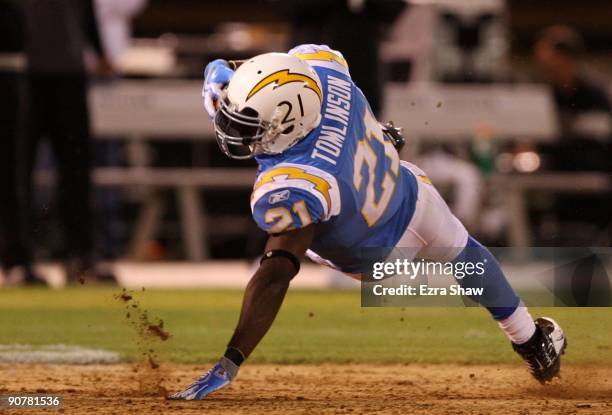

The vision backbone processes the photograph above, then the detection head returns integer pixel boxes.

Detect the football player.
[171,45,566,400]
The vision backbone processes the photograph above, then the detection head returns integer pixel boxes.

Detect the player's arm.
[227,225,314,358]
[169,226,313,400]
[170,179,327,400]
[171,165,338,400]
[288,44,350,74]
[224,176,335,359]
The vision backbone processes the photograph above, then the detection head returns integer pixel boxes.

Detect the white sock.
[497,307,536,344]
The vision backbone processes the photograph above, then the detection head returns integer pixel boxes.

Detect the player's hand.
[203,59,234,119]
[169,359,237,400]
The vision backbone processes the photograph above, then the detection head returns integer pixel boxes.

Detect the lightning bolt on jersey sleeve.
[289,44,350,76]
[250,163,341,234]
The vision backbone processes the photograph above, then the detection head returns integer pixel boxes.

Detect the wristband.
[224,347,246,367]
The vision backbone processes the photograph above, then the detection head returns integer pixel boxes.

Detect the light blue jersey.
[251,46,418,272]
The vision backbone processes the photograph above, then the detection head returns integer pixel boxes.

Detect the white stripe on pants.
[394,161,469,262]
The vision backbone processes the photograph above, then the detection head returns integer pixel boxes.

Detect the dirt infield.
[0,363,611,414]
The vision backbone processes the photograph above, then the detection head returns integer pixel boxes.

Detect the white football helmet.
[214,53,323,159]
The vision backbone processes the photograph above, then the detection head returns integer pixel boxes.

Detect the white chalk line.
[0,344,121,364]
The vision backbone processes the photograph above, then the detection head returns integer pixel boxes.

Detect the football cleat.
[169,361,232,400]
[513,317,567,384]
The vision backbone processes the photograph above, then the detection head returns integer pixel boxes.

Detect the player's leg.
[47,75,96,280]
[0,72,27,271]
[449,236,566,383]
[399,162,566,382]
[2,73,46,284]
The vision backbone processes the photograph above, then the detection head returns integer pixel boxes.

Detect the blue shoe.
[169,360,234,400]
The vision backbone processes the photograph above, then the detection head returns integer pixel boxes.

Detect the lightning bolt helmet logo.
[246,69,323,102]
[215,53,324,159]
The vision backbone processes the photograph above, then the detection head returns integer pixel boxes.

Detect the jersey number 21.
[353,109,400,227]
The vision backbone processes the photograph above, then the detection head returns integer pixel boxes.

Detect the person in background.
[534,25,611,169]
[533,25,612,244]
[0,1,44,284]
[94,0,148,66]
[91,0,148,261]
[282,0,406,117]
[19,0,116,283]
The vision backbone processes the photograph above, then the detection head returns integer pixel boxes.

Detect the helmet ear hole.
[282,125,294,135]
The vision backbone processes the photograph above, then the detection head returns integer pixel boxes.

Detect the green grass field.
[0,287,610,365]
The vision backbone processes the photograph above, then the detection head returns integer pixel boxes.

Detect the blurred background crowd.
[0,0,610,286]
